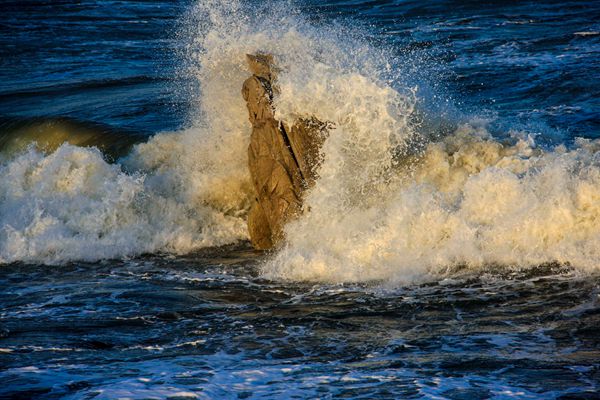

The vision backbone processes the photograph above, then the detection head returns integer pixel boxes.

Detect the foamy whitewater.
[1,1,599,284]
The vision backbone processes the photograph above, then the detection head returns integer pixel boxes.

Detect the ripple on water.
[0,248,599,398]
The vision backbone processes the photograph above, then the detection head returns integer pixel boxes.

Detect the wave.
[0,76,164,100]
[0,117,144,160]
[265,125,600,283]
[1,0,599,284]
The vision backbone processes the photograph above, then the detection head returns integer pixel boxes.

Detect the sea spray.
[0,143,248,264]
[265,125,600,283]
[1,0,600,286]
[0,0,406,265]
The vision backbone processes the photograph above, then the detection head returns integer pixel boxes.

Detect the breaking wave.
[1,0,599,284]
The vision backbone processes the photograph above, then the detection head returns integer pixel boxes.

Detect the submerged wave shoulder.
[0,116,145,161]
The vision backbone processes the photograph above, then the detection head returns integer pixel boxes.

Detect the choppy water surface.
[1,0,600,398]
[1,246,599,398]
[0,0,189,134]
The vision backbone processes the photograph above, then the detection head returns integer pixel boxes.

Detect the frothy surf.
[1,1,599,284]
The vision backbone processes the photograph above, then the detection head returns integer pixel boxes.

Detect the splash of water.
[266,124,600,283]
[1,1,599,285]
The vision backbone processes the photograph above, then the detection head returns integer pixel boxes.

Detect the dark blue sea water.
[1,1,599,138]
[1,1,600,399]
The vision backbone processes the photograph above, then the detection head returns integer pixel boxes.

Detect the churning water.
[1,0,599,398]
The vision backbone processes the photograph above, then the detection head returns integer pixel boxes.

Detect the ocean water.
[1,0,600,398]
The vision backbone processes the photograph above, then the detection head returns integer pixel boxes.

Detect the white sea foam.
[574,31,599,37]
[266,124,600,283]
[1,1,599,284]
[0,143,248,264]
